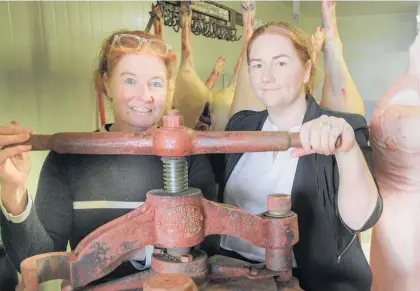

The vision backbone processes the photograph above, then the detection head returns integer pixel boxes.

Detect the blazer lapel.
[290,95,321,199]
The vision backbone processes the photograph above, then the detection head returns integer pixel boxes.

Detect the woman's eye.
[276,61,287,67]
[150,81,163,88]
[124,78,136,85]
[252,63,262,69]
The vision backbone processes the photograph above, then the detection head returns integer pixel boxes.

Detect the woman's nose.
[135,84,154,103]
[262,66,275,84]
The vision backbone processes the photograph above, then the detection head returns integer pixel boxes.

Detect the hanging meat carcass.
[369,31,420,291]
[172,1,225,129]
[229,0,266,117]
[151,3,177,114]
[310,27,325,105]
[319,0,365,116]
[209,48,245,131]
[152,3,163,38]
[311,27,325,69]
[195,57,226,131]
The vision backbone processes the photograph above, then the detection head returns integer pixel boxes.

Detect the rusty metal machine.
[15,110,304,291]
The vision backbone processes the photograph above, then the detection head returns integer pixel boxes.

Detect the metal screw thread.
[162,157,188,193]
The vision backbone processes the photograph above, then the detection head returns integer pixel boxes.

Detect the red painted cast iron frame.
[14,111,303,291]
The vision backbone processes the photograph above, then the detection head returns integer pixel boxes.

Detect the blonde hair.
[247,21,316,96]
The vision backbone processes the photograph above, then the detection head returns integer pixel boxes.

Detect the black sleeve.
[333,114,383,234]
[188,155,217,202]
[1,151,73,271]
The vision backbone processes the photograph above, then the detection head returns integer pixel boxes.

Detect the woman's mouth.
[130,106,152,114]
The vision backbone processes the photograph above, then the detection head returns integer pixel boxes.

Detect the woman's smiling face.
[104,53,168,131]
[248,31,311,109]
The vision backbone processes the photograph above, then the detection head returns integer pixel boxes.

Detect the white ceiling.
[280,1,418,18]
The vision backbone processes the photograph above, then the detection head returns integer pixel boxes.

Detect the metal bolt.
[267,194,291,217]
[180,254,193,263]
[163,110,184,128]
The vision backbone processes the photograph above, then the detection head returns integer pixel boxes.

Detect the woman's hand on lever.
[0,121,32,215]
[291,115,356,157]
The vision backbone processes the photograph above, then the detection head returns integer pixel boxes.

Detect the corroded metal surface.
[18,190,299,291]
[16,111,301,291]
[20,130,301,156]
[151,248,208,286]
[13,111,302,156]
[78,270,155,291]
[143,273,198,291]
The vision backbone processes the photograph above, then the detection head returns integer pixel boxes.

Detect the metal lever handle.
[12,131,300,155]
[7,111,342,156]
[11,131,342,156]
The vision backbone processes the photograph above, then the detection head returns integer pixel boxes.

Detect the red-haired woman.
[211,21,383,291]
[0,30,217,281]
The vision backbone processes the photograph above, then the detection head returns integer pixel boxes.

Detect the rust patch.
[165,206,203,238]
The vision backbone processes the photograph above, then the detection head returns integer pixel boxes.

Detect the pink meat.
[229,0,265,116]
[151,4,176,115]
[319,0,365,116]
[210,46,245,131]
[369,32,420,291]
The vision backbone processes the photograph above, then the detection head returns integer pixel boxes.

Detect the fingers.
[0,133,31,148]
[0,145,32,163]
[299,120,313,153]
[0,122,32,152]
[291,120,315,158]
[340,121,356,152]
[329,118,344,152]
[0,122,32,135]
[293,115,353,157]
[309,116,330,152]
[320,122,332,154]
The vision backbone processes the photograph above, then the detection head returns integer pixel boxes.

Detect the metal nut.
[180,254,193,263]
[163,109,184,128]
[267,194,291,216]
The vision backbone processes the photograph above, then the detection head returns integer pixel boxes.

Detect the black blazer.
[210,95,383,291]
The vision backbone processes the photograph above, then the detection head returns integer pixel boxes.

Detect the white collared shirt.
[221,118,300,267]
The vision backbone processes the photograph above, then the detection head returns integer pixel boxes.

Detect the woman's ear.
[303,60,312,85]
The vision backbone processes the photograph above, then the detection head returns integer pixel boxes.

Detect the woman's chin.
[128,119,158,131]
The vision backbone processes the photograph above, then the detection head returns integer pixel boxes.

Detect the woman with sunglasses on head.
[211,21,383,291]
[0,30,217,282]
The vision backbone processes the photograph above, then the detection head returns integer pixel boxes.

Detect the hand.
[0,121,32,188]
[291,115,355,157]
